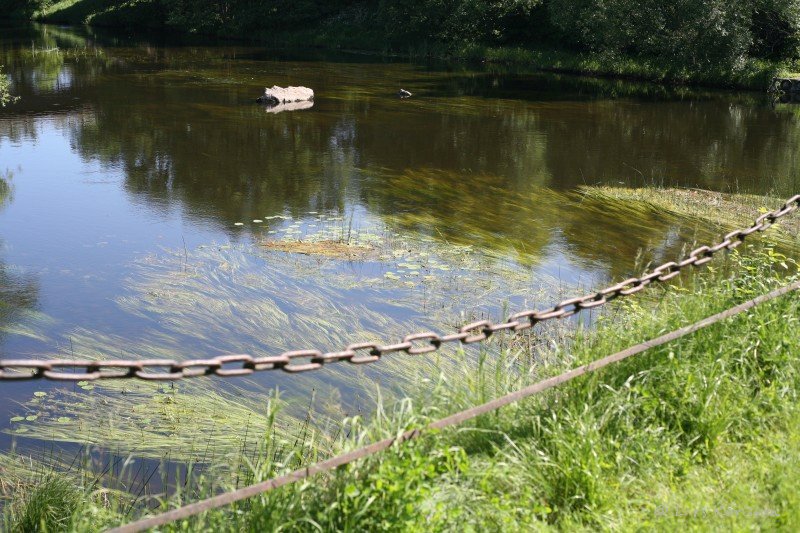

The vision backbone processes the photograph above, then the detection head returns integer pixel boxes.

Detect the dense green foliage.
[549,0,800,68]
[4,239,799,530]
[4,0,799,76]
[0,65,14,106]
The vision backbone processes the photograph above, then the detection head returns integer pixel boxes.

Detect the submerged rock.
[257,86,315,105]
[397,89,412,99]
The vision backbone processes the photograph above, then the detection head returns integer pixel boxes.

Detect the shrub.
[751,0,800,59]
[547,0,756,69]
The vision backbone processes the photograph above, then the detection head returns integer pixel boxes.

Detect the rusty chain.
[107,279,800,533]
[2,194,799,383]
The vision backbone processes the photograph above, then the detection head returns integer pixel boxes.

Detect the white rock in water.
[257,86,315,105]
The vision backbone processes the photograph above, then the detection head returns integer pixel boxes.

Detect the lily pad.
[57,417,71,423]
[34,391,47,397]
[25,415,38,421]
[10,416,24,422]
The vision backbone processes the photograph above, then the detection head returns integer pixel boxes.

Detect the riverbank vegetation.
[578,187,800,247]
[0,65,15,106]
[3,1,800,89]
[2,189,799,530]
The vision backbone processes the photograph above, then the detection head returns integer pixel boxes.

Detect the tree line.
[3,1,800,70]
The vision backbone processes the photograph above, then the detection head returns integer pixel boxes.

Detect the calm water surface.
[1,24,799,457]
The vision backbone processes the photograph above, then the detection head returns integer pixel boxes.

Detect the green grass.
[4,238,798,531]
[5,475,82,532]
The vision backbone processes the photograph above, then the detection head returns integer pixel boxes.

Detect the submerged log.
[256,86,315,105]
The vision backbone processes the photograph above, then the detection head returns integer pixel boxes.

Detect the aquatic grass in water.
[6,380,333,464]
[9,186,783,507]
[7,215,564,469]
[10,244,796,532]
[577,186,800,247]
[7,187,762,463]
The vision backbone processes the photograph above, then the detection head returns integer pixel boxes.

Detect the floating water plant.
[577,186,800,250]
[263,240,375,259]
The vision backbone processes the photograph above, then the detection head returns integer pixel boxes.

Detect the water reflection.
[6,56,796,251]
[1,23,799,464]
[1,24,798,356]
[0,174,39,346]
[1,22,798,362]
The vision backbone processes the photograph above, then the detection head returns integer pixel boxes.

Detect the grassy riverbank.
[4,1,795,90]
[4,191,799,530]
[445,47,789,90]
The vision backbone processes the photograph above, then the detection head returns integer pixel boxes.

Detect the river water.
[1,24,799,463]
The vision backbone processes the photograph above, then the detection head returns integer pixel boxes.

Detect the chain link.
[2,194,798,382]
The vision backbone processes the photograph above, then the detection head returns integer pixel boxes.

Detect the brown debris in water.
[262,239,375,259]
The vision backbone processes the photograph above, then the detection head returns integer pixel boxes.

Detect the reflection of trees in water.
[62,64,800,269]
[0,175,10,206]
[537,100,800,192]
[4,23,800,272]
[0,175,39,345]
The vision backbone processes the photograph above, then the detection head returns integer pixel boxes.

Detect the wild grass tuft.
[4,474,82,532]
